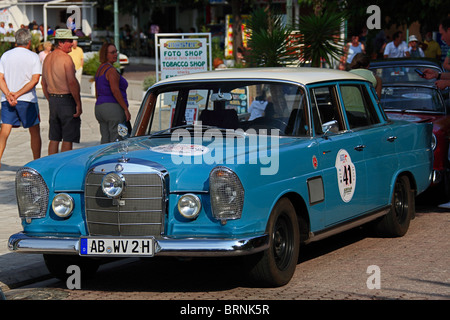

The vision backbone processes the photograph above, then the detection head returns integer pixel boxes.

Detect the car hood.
[26,134,294,192]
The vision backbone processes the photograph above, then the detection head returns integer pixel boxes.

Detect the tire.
[439,169,450,203]
[44,254,100,281]
[374,175,414,237]
[245,198,300,287]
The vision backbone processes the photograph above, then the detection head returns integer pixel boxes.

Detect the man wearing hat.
[407,35,425,58]
[41,28,82,155]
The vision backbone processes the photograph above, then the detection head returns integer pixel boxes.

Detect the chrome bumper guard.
[8,232,269,257]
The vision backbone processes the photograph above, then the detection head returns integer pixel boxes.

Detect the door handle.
[387,136,397,142]
[354,145,366,151]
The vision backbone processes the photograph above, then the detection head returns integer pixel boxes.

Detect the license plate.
[80,237,154,256]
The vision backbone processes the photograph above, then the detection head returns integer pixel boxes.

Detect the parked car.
[369,58,449,101]
[370,59,450,200]
[369,58,443,85]
[84,51,129,74]
[380,84,450,200]
[9,68,433,287]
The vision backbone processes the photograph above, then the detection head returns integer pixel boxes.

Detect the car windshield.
[380,86,444,113]
[133,81,310,137]
[371,66,440,84]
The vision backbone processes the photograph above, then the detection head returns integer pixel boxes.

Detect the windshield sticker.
[401,93,432,99]
[335,149,356,203]
[151,144,209,156]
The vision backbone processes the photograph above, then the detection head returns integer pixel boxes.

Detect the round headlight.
[16,167,49,219]
[102,172,125,198]
[178,194,201,219]
[52,193,74,218]
[209,166,244,221]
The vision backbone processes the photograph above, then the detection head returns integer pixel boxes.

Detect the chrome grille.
[85,169,165,236]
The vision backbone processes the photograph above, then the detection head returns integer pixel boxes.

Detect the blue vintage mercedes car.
[9,68,433,287]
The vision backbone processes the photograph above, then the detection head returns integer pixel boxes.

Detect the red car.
[379,83,450,201]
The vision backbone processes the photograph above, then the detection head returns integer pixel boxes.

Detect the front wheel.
[374,175,414,237]
[245,198,300,287]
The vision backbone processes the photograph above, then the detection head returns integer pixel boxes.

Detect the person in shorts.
[0,28,41,169]
[41,28,82,155]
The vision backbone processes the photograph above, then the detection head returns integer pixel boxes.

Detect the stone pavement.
[0,79,144,291]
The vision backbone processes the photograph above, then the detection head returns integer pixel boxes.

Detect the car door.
[338,83,398,209]
[309,84,368,227]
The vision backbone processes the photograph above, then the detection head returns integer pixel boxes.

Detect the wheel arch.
[393,171,417,196]
[279,192,311,244]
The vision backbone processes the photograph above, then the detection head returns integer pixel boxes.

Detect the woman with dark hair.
[349,53,382,98]
[94,42,130,143]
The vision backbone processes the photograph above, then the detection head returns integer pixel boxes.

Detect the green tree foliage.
[246,7,298,67]
[296,10,346,67]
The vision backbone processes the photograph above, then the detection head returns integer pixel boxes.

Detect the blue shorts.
[1,101,40,128]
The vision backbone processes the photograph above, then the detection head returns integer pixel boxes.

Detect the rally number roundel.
[335,149,356,203]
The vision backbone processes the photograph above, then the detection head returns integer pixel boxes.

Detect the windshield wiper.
[149,124,231,137]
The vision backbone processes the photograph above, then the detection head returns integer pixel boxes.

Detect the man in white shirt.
[384,31,409,58]
[0,28,42,169]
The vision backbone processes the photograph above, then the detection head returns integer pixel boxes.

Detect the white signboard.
[160,38,207,79]
[155,33,212,82]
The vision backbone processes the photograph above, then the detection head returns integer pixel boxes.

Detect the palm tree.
[245,7,298,67]
[296,11,346,67]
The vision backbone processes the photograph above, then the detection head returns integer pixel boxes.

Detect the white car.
[84,51,129,73]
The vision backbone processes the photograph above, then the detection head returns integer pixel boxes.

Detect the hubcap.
[394,180,408,223]
[272,214,293,270]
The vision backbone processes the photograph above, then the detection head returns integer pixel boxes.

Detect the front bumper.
[431,169,446,185]
[8,232,269,257]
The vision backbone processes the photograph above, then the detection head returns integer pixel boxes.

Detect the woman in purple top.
[94,42,130,143]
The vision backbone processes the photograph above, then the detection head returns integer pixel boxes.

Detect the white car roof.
[156,67,367,86]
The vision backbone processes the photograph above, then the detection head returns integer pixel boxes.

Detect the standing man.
[0,28,41,169]
[383,31,409,58]
[423,31,442,60]
[340,34,366,70]
[440,17,450,72]
[407,35,425,58]
[424,17,450,87]
[41,28,82,155]
[69,40,84,84]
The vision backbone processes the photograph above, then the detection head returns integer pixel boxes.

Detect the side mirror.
[322,120,339,136]
[118,123,129,139]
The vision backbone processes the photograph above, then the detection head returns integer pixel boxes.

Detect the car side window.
[310,86,345,135]
[340,84,381,129]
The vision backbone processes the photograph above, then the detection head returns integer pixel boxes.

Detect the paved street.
[3,207,449,301]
